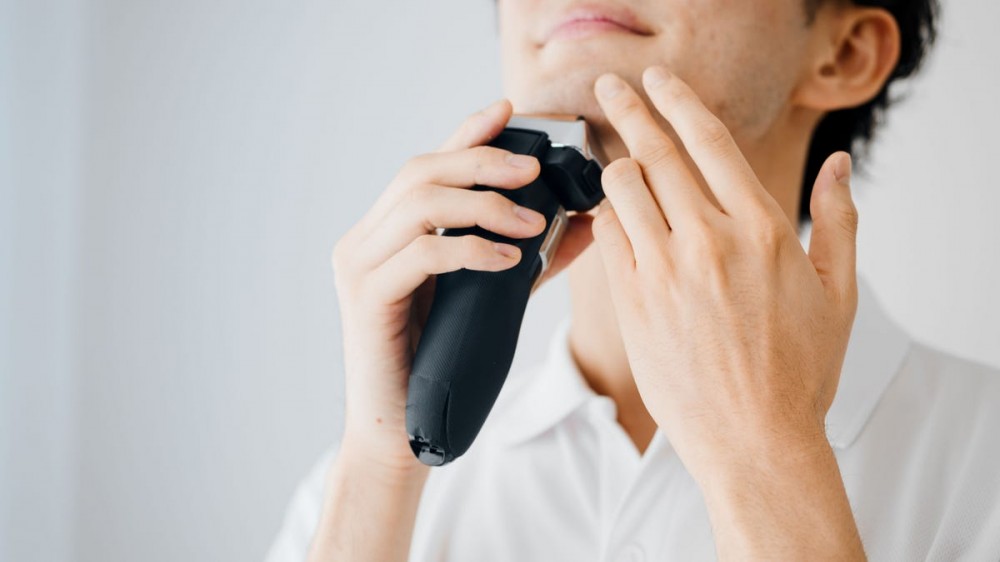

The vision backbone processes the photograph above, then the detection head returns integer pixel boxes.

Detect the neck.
[566,110,811,455]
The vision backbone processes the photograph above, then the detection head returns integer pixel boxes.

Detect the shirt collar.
[499,315,595,446]
[825,276,912,448]
[499,275,911,450]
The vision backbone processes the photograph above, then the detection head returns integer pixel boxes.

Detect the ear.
[791,5,902,111]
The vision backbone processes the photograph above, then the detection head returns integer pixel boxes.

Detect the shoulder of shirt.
[862,336,1000,465]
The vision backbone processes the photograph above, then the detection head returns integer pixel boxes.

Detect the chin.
[505,64,628,122]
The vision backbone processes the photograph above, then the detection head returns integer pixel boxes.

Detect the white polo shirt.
[266,277,1000,561]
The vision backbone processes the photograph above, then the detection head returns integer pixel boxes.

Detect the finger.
[641,65,775,217]
[807,152,859,303]
[591,198,636,279]
[599,157,670,260]
[369,234,522,304]
[397,146,540,192]
[358,185,548,271]
[436,98,512,153]
[593,73,717,226]
[360,145,540,243]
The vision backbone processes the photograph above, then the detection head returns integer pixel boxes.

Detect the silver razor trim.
[506,115,606,168]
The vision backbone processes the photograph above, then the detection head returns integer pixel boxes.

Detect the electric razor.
[405,114,606,466]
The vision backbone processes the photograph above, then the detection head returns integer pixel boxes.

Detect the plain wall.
[2,1,84,561]
[2,1,997,561]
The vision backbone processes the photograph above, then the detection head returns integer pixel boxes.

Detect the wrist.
[310,430,430,562]
[691,430,862,561]
[695,428,834,494]
[339,430,431,484]
[689,412,831,490]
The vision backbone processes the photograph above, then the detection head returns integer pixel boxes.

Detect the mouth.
[541,3,655,45]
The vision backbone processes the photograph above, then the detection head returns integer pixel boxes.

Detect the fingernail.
[596,74,624,99]
[493,242,520,259]
[506,153,536,169]
[644,66,670,88]
[834,152,852,184]
[513,204,545,225]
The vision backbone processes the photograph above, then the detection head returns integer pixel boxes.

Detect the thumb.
[435,98,512,153]
[808,151,859,301]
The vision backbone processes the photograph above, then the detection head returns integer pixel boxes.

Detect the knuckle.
[838,202,860,238]
[403,185,437,225]
[695,119,730,149]
[752,217,786,249]
[412,234,441,270]
[489,188,515,207]
[399,153,431,181]
[592,206,619,233]
[331,230,359,271]
[684,213,715,238]
[601,158,638,188]
[470,145,495,183]
[685,228,726,261]
[477,191,512,232]
[405,183,435,207]
[461,234,493,262]
[686,237,728,285]
[616,94,645,116]
[484,189,515,215]
[471,144,496,160]
[687,230,716,255]
[411,232,436,254]
[638,141,678,169]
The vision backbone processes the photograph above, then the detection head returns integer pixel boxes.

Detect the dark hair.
[799,0,940,224]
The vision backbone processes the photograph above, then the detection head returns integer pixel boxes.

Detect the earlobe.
[791,7,901,113]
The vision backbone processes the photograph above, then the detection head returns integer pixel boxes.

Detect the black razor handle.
[405,125,602,466]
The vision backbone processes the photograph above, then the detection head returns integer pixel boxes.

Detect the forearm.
[697,433,865,561]
[307,437,430,562]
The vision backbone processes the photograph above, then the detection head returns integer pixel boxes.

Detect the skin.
[309,0,901,560]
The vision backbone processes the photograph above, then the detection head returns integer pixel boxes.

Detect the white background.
[2,1,998,561]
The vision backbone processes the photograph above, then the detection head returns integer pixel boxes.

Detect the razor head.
[506,114,606,212]
[506,114,607,167]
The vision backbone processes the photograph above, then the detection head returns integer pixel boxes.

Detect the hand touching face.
[590,65,859,479]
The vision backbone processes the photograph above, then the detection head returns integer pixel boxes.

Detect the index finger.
[641,66,776,217]
[594,73,717,227]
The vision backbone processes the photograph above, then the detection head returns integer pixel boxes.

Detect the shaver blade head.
[506,114,608,168]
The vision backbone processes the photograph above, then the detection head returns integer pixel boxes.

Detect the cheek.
[673,4,809,138]
[497,0,547,99]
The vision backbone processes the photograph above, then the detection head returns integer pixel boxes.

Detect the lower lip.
[547,19,641,42]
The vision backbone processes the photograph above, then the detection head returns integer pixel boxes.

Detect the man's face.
[498,0,816,147]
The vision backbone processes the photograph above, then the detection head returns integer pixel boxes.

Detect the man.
[269,0,1000,560]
